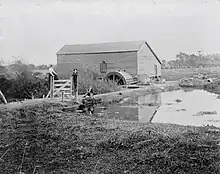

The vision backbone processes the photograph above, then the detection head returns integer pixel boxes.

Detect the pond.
[94,89,220,127]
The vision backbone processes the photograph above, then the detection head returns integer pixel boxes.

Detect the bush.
[0,62,117,102]
[59,68,118,95]
[0,61,49,101]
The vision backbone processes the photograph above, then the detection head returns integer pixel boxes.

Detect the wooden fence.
[46,76,78,100]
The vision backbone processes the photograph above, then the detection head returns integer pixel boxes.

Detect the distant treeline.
[162,52,220,69]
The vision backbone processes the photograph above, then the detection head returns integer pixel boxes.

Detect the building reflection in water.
[137,92,162,122]
[94,92,162,122]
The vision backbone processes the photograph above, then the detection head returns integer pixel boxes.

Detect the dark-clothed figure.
[85,86,94,98]
[80,86,95,114]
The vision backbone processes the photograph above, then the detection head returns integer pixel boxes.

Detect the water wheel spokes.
[106,71,128,86]
[115,76,124,86]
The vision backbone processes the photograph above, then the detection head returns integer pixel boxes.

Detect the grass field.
[0,103,219,174]
[162,67,220,81]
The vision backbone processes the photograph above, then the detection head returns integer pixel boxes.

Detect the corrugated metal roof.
[57,41,145,55]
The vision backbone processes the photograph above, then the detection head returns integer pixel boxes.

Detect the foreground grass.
[0,103,220,174]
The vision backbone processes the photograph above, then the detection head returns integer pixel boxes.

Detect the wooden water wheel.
[106,71,135,86]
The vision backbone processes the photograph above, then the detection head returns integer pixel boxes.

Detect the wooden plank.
[54,82,71,85]
[54,79,71,83]
[54,84,71,87]
[0,90,7,104]
[54,81,71,91]
[51,78,73,98]
[46,90,51,99]
[53,91,71,96]
[54,88,71,91]
[53,89,71,94]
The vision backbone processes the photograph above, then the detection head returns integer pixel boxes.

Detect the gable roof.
[57,41,144,55]
[57,41,161,64]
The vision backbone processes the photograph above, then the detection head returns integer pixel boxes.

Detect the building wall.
[57,51,138,77]
[137,43,161,76]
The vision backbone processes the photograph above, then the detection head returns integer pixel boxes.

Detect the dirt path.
[0,82,179,110]
[0,98,61,110]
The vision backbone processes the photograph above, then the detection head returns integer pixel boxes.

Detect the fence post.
[50,76,54,99]
[71,76,73,97]
[61,91,64,102]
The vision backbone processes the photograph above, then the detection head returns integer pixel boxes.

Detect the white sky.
[0,0,220,65]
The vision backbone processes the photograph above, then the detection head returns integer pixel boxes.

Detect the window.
[100,61,107,73]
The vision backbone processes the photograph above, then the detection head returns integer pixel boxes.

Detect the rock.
[165,103,173,105]
[119,98,130,104]
[175,99,182,103]
[194,111,217,116]
[206,78,213,83]
[176,109,186,112]
[146,102,159,107]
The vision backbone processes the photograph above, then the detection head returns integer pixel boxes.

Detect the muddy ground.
[0,83,180,110]
[0,101,220,174]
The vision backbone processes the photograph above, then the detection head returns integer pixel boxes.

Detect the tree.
[168,52,220,68]
[36,64,48,69]
[28,64,36,70]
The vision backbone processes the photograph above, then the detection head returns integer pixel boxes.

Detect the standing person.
[48,65,59,85]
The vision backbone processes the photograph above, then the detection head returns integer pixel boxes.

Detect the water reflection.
[94,93,161,122]
[136,93,161,122]
[94,90,220,127]
[154,90,220,127]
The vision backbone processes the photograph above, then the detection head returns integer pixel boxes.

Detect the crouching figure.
[78,86,96,114]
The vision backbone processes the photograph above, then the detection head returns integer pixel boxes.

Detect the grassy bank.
[162,67,220,81]
[0,103,219,174]
[179,77,220,95]
[203,80,220,95]
[162,68,220,95]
